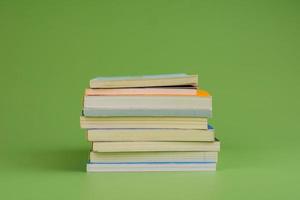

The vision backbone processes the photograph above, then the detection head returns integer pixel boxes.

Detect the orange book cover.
[197,90,211,97]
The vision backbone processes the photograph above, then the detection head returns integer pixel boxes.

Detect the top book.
[89,74,198,88]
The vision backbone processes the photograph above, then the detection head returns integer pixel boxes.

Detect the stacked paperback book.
[80,74,220,172]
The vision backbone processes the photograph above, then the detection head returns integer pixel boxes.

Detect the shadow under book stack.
[80,74,220,172]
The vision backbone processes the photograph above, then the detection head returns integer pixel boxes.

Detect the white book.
[86,163,216,172]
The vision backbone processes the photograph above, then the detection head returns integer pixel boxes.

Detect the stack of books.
[80,74,220,172]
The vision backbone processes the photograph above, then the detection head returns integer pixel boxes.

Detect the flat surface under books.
[1,1,300,200]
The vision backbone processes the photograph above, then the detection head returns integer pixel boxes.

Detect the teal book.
[83,94,212,117]
[83,108,212,117]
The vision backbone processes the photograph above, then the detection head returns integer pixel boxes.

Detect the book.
[89,74,198,88]
[87,162,216,172]
[87,125,214,142]
[83,91,212,117]
[89,151,218,163]
[83,108,211,117]
[92,140,220,152]
[85,87,198,96]
[80,116,208,129]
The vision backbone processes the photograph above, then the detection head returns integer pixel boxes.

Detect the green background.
[1,0,300,199]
